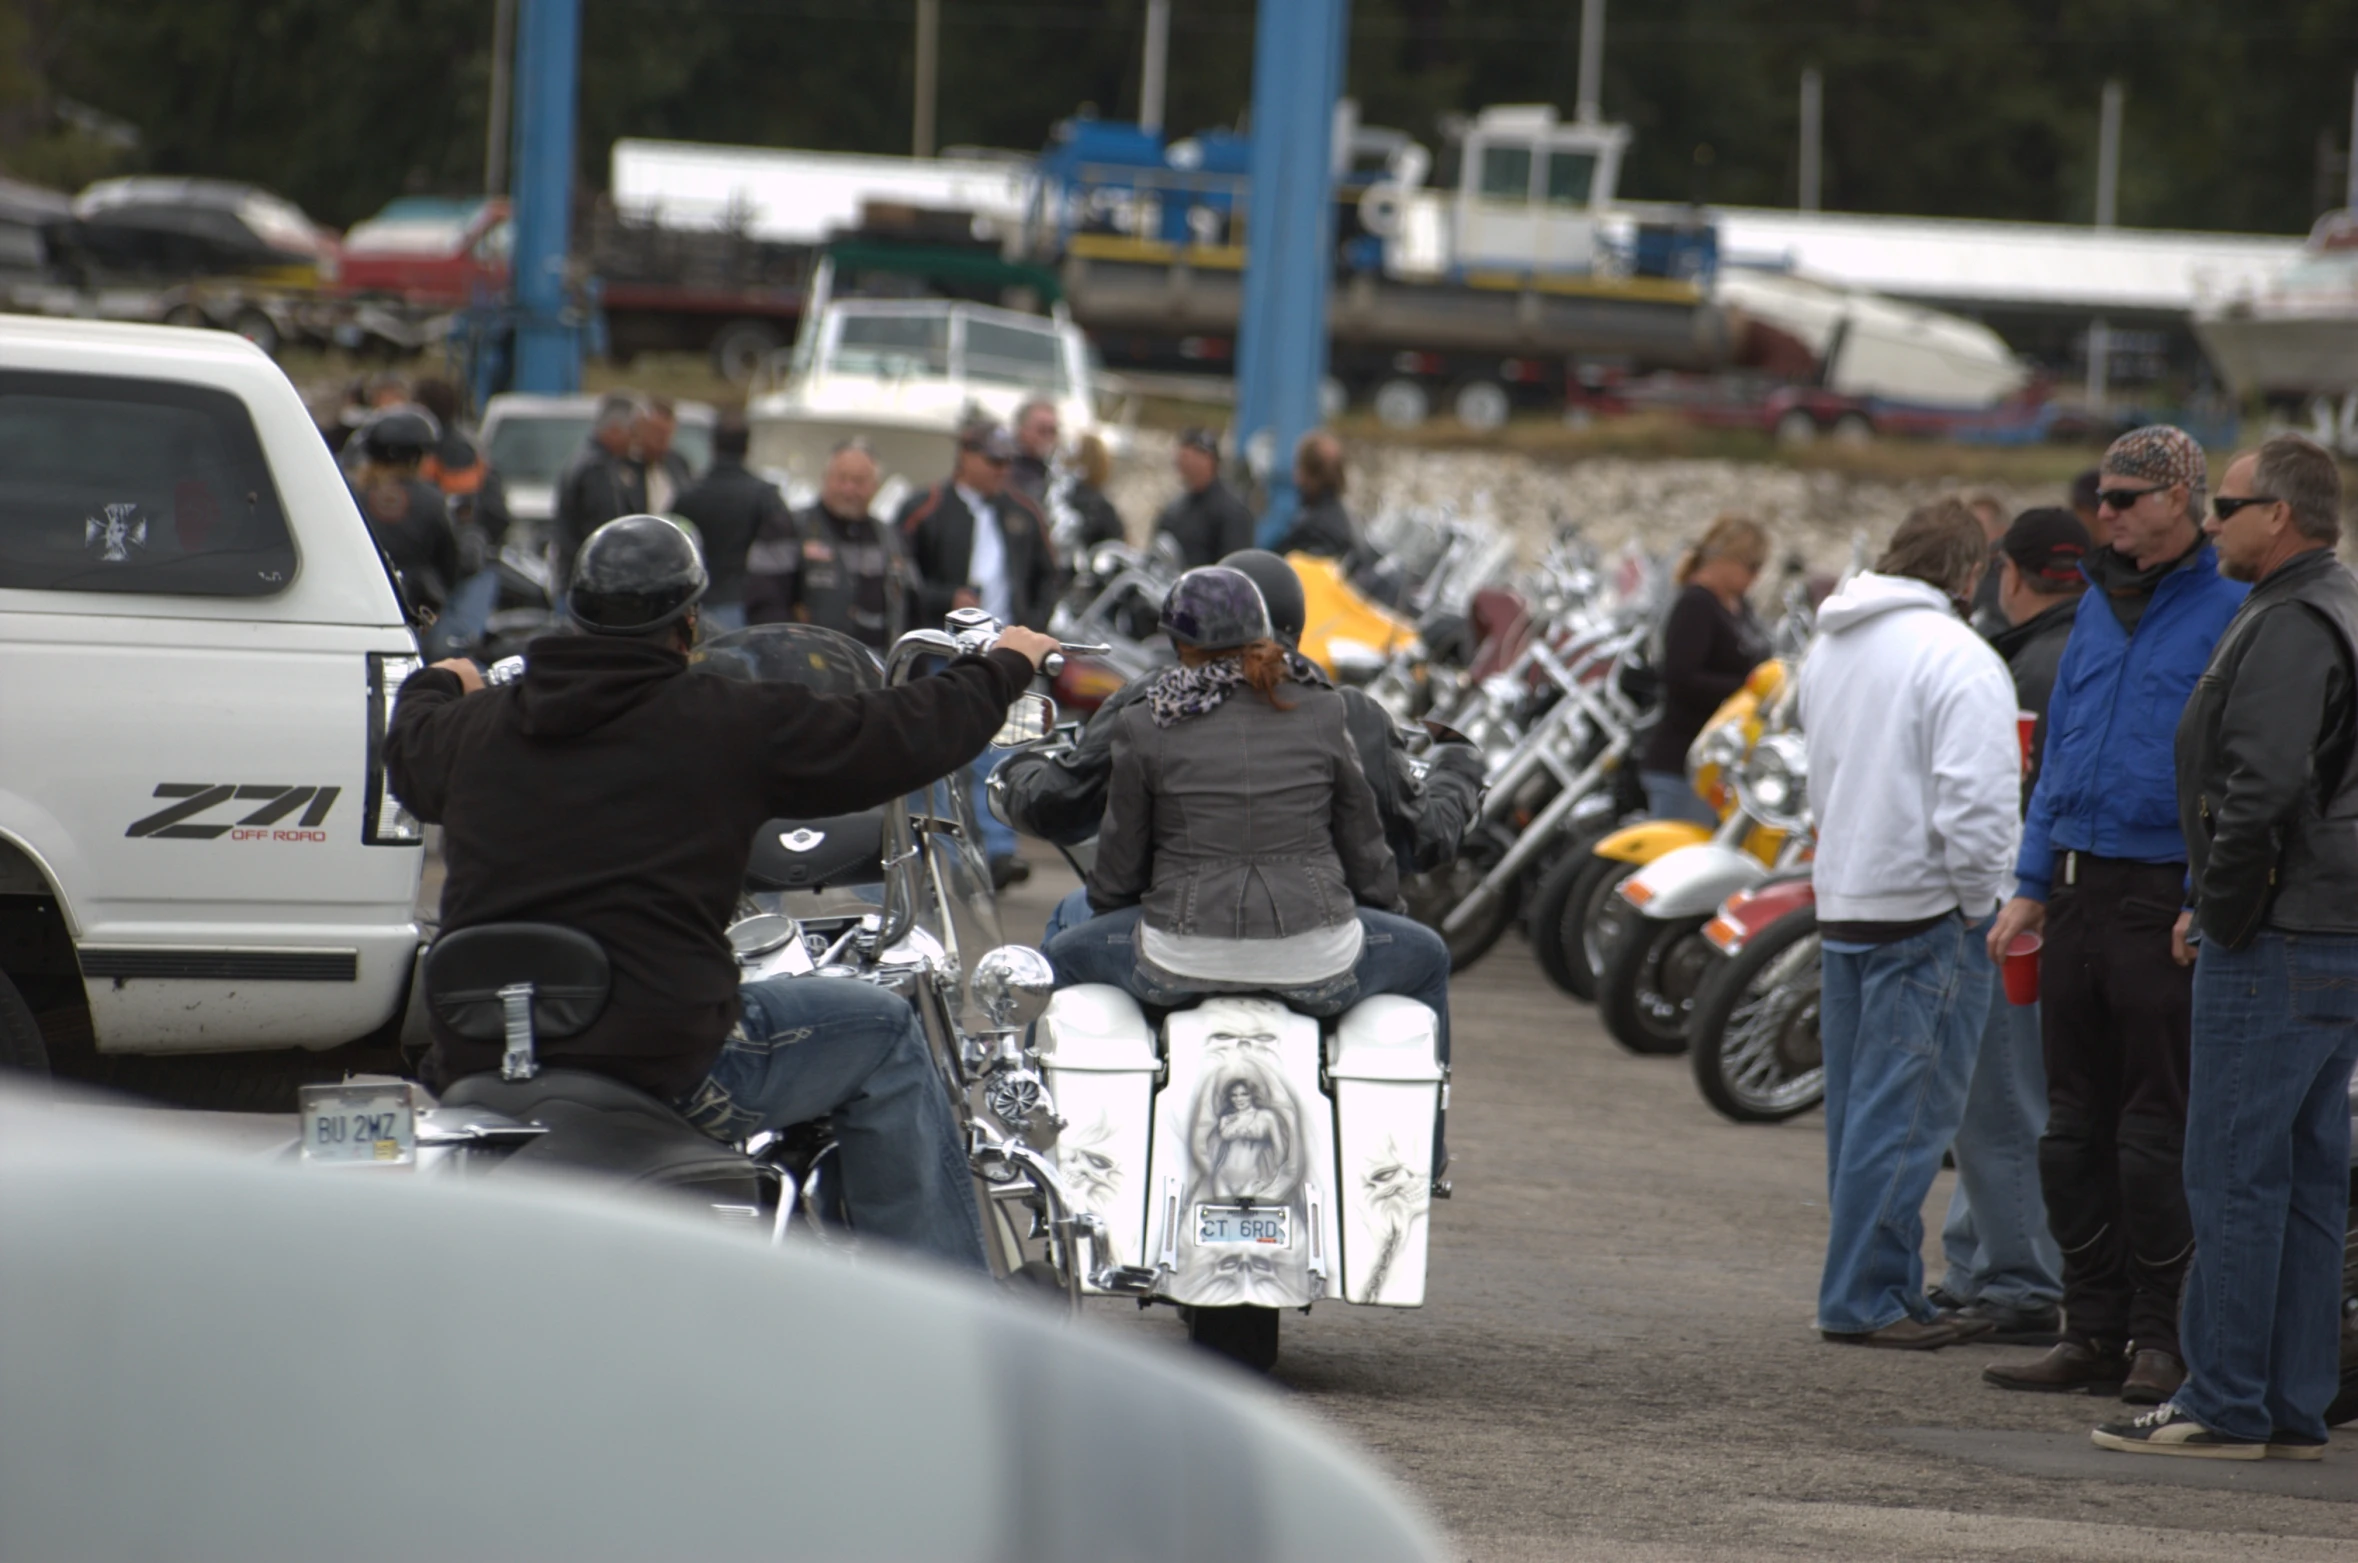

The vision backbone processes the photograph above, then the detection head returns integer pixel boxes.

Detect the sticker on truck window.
[126,784,340,842]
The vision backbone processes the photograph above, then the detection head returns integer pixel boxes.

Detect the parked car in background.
[49,177,338,283]
[478,393,718,532]
[337,196,509,306]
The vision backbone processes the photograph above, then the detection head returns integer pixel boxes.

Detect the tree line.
[3,0,2350,236]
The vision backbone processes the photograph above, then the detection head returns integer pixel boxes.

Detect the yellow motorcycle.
[1529,660,1793,1005]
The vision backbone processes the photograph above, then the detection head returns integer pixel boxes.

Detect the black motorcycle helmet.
[359,408,440,466]
[1216,549,1307,647]
[1158,565,1272,652]
[567,514,708,637]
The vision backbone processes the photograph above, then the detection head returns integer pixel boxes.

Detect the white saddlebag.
[1325,996,1441,1307]
[1144,996,1339,1310]
[1036,984,1158,1288]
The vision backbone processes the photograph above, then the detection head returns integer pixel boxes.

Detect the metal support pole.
[1575,0,1604,124]
[484,0,516,196]
[2347,67,2357,212]
[913,0,940,159]
[2086,79,2121,408]
[1140,0,1171,136]
[1798,68,1822,213]
[509,0,581,393]
[1239,0,1347,548]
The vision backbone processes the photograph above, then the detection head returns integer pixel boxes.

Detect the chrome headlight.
[1736,732,1811,831]
[1687,720,1746,784]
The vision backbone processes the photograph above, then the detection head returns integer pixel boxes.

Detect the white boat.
[2193,211,2358,399]
[746,273,1107,505]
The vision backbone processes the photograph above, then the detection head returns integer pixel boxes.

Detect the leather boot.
[1982,1340,2128,1393]
[2120,1348,2186,1405]
[1823,1316,1980,1351]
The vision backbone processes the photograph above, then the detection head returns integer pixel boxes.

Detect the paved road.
[997,858,2355,1562]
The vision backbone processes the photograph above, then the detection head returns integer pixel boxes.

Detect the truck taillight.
[365,652,424,846]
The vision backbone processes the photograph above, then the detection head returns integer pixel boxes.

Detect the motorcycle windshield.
[691,623,884,694]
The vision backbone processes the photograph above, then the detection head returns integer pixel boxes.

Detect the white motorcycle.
[1035,966,1446,1370]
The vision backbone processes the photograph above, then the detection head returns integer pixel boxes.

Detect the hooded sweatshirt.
[1797,573,2021,929]
[384,634,1033,1097]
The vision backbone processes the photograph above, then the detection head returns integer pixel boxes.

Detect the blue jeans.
[2174,932,2358,1444]
[423,566,502,659]
[1940,986,2064,1311]
[675,975,987,1273]
[1041,886,1094,947]
[972,750,1018,859]
[1641,769,1719,826]
[1817,914,1990,1334]
[1044,905,1452,1065]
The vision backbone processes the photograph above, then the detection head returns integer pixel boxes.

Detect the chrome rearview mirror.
[992,691,1057,749]
[970,945,1056,1030]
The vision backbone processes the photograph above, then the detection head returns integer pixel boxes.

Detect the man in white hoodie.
[1799,499,2024,1349]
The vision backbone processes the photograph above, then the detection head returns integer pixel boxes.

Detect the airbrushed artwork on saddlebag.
[1149,997,1337,1310]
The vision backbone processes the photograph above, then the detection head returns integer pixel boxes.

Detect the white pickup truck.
[0,316,424,1081]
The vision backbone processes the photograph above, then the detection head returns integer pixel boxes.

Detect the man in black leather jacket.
[1000,549,1485,944]
[2097,434,2358,1460]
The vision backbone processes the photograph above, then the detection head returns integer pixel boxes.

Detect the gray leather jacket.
[1087,681,1401,939]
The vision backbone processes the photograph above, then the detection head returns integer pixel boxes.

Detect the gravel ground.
[997,856,2355,1561]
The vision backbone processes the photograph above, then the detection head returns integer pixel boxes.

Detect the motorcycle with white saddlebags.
[1036,977,1445,1370]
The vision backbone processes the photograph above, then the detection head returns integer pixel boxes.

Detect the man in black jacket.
[1152,427,1256,570]
[744,439,903,652]
[1002,549,1484,944]
[1937,508,2088,1341]
[385,515,1057,1273]
[896,423,1058,631]
[671,414,787,631]
[2097,435,2358,1460]
[552,393,646,586]
[1269,430,1364,565]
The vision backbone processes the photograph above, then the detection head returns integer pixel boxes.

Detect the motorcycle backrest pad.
[745,812,885,893]
[424,923,611,1043]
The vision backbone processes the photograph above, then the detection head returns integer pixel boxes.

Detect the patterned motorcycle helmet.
[1157,565,1273,652]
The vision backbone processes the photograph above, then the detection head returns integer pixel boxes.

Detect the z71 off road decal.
[126,784,341,842]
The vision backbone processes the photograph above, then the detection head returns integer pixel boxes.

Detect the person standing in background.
[554,393,646,587]
[1983,426,2246,1407]
[1063,432,1128,555]
[1933,508,2089,1344]
[671,413,787,632]
[2096,435,2358,1460]
[1153,427,1255,571]
[1269,430,1363,565]
[744,439,904,652]
[1799,500,2021,1351]
[2070,468,2110,548]
[1965,491,2009,636]
[634,397,689,516]
[1639,515,1770,825]
[1008,398,1059,508]
[411,376,510,655]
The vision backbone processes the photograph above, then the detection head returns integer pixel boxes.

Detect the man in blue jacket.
[1983,426,2247,1405]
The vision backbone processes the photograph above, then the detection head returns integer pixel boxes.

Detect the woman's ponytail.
[1237,639,1295,708]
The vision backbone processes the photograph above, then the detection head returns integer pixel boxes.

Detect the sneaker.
[2266,1432,2327,1461]
[2091,1403,2265,1460]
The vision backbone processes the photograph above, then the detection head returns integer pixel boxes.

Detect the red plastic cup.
[2016,711,2038,776]
[2002,932,2043,1006]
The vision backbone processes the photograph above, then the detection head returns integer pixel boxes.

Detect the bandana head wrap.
[2101,424,2206,509]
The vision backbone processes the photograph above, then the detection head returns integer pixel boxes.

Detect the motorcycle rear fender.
[1702,875,1816,955]
[1619,843,1770,921]
[1592,819,1714,864]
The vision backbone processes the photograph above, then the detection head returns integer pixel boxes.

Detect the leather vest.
[2177,548,2358,941]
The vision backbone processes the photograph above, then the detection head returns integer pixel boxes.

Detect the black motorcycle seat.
[424,923,609,1042]
[441,1069,759,1194]
[745,812,884,893]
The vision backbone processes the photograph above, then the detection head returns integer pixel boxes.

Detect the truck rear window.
[0,370,297,597]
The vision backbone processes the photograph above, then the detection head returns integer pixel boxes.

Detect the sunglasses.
[2211,494,2279,521]
[2095,484,2171,511]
